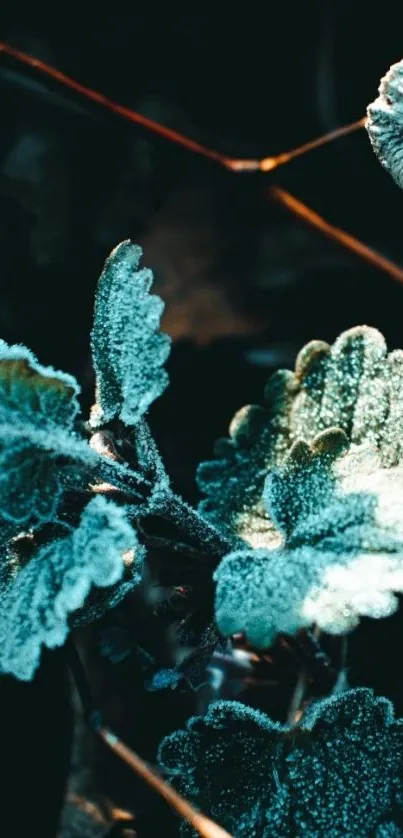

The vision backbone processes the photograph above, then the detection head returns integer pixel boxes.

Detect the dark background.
[2,3,403,835]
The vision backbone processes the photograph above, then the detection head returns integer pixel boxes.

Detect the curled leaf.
[0,496,143,680]
[0,339,80,427]
[0,342,92,526]
[90,241,171,427]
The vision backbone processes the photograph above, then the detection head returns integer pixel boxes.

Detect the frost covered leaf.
[366,58,403,189]
[158,688,403,837]
[0,339,80,427]
[197,372,297,548]
[215,432,403,646]
[0,496,143,680]
[0,341,94,525]
[0,426,97,526]
[198,325,403,547]
[90,240,171,427]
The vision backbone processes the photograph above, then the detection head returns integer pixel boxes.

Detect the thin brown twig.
[259,117,366,172]
[67,642,232,837]
[98,726,233,838]
[2,45,402,289]
[269,185,403,285]
[0,41,364,173]
[0,41,249,170]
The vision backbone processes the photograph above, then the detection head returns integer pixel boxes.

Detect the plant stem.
[94,457,152,498]
[98,727,233,838]
[67,640,232,837]
[153,490,240,565]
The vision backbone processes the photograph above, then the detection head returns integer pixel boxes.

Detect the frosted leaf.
[0,423,97,526]
[197,371,297,548]
[158,699,283,837]
[90,241,171,427]
[0,339,80,428]
[0,342,94,525]
[214,435,403,646]
[0,496,143,681]
[158,688,403,837]
[198,326,403,547]
[366,59,403,189]
[376,824,403,837]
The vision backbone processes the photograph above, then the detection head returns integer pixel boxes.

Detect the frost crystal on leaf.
[214,426,403,645]
[197,372,296,548]
[0,496,143,681]
[90,240,171,428]
[0,340,80,426]
[158,688,403,837]
[198,326,403,548]
[366,58,403,190]
[197,325,403,644]
[0,341,94,526]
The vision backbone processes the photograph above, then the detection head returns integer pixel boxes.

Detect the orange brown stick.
[4,43,400,283]
[269,185,403,285]
[0,41,364,173]
[259,117,366,172]
[98,726,233,838]
[0,41,245,169]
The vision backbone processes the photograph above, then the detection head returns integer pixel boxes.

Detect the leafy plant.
[3,50,403,838]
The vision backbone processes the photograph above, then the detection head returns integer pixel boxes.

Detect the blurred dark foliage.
[2,2,403,836]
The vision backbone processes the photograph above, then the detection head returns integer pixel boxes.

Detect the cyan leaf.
[0,340,80,428]
[0,424,96,526]
[366,58,403,190]
[158,688,403,836]
[90,241,171,427]
[0,342,90,526]
[214,435,403,646]
[0,496,144,680]
[198,326,403,547]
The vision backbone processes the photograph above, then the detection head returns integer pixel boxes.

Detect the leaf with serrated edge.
[90,241,171,427]
[0,496,143,680]
[198,326,403,547]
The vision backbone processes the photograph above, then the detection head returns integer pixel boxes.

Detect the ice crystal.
[366,58,403,189]
[158,688,403,837]
[214,429,403,645]
[198,326,403,547]
[0,341,94,526]
[90,240,171,428]
[0,496,143,680]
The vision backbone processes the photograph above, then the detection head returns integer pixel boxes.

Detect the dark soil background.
[1,3,403,836]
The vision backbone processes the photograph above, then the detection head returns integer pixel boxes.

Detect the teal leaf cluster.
[0,496,143,680]
[158,688,403,837]
[90,241,171,428]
